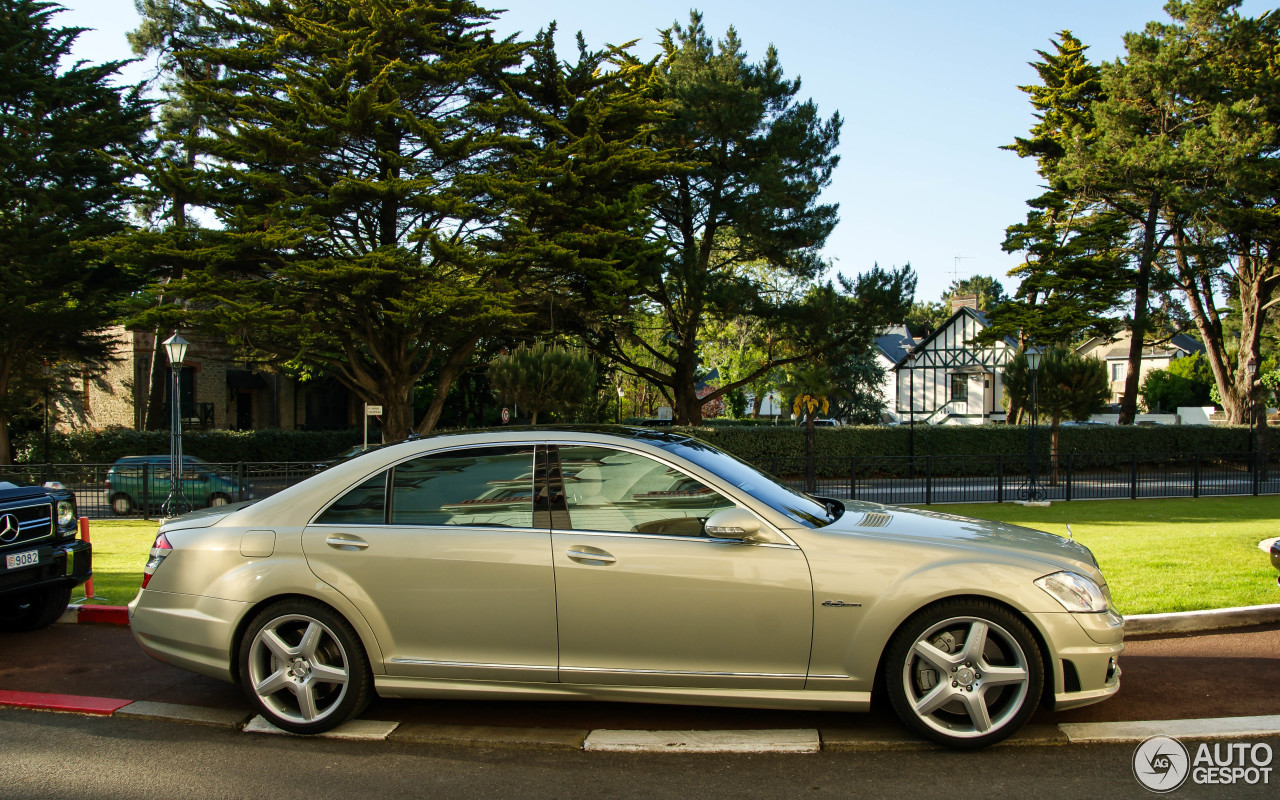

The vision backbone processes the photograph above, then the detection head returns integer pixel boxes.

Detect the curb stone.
[3,697,1274,753]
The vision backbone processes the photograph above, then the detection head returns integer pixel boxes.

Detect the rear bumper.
[0,539,91,599]
[128,589,249,683]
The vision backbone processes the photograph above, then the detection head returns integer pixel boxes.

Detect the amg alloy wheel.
[886,600,1043,748]
[238,600,371,734]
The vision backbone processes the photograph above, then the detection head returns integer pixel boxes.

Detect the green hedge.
[14,422,1258,472]
[672,423,1258,467]
[15,427,363,464]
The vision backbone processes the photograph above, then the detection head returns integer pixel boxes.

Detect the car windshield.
[658,437,836,528]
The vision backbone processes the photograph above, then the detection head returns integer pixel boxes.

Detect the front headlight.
[56,499,76,529]
[1036,571,1110,613]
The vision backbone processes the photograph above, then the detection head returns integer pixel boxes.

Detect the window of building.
[950,373,967,403]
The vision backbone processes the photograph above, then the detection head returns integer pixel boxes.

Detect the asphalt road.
[5,709,1277,800]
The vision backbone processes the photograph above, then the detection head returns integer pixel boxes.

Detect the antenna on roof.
[952,256,974,284]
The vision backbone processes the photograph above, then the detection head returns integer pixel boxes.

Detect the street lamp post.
[161,331,191,517]
[616,385,624,424]
[1022,349,1044,502]
[41,361,52,482]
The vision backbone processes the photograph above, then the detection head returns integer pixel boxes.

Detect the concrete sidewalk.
[2,620,1279,749]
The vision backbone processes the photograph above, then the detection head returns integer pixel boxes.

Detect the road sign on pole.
[501,407,510,424]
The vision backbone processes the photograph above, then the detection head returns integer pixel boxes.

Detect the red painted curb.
[0,690,131,715]
[76,605,129,626]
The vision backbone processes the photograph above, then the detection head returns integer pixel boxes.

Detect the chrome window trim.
[549,528,798,549]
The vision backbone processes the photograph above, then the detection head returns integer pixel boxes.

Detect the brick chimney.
[951,294,979,312]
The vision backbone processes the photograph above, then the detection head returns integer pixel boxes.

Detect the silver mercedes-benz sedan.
[128,427,1122,748]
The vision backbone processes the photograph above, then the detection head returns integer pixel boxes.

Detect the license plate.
[5,550,38,570]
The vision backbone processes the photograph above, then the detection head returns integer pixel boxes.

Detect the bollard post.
[78,516,93,598]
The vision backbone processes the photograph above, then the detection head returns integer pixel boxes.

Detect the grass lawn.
[73,519,159,606]
[936,495,1280,615]
[69,495,1280,615]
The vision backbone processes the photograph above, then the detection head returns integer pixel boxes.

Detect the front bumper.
[1028,609,1124,711]
[0,539,91,599]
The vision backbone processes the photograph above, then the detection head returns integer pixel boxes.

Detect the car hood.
[824,502,1101,578]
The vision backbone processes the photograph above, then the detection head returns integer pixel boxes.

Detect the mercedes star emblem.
[0,513,20,544]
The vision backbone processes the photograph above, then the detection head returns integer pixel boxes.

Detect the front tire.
[237,599,372,734]
[885,599,1043,749]
[0,584,73,632]
[208,493,229,507]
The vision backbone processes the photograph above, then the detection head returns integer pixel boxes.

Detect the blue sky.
[50,0,1271,303]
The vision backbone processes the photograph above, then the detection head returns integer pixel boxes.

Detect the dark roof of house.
[875,325,917,365]
[1088,333,1207,360]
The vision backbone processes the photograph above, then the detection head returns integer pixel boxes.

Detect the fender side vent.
[856,512,892,528]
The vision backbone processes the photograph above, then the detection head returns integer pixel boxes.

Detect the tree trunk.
[143,329,169,430]
[751,393,763,418]
[0,411,9,466]
[1117,197,1161,425]
[414,340,478,436]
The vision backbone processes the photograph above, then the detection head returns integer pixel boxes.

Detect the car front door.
[302,444,557,683]
[547,444,813,689]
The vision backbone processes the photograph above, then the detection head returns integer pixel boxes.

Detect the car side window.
[316,471,387,525]
[390,446,535,528]
[555,445,734,536]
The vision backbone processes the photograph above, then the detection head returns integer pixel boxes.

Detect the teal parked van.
[104,455,252,515]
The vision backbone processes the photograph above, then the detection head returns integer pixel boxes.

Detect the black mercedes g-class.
[0,481,91,631]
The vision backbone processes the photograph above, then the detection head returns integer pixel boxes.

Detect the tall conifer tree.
[0,0,151,462]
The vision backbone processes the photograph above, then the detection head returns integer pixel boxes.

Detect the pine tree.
[149,0,662,440]
[576,13,910,425]
[983,32,1130,350]
[0,0,152,462]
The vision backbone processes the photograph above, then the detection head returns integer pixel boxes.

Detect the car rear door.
[302,444,558,683]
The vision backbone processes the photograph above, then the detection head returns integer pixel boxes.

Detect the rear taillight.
[140,532,172,589]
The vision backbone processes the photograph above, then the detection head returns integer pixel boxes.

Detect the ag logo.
[1134,735,1190,792]
[0,513,19,544]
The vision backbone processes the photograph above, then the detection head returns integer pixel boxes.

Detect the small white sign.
[365,405,382,415]
[657,405,673,420]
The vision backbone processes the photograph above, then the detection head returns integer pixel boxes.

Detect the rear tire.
[209,493,230,507]
[238,599,373,734]
[0,584,73,632]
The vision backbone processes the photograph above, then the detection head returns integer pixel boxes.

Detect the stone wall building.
[56,327,356,433]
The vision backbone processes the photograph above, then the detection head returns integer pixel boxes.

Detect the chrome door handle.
[566,548,616,564]
[325,536,369,550]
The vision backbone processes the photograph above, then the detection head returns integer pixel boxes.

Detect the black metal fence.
[0,461,320,520]
[2,450,1276,519]
[766,450,1280,505]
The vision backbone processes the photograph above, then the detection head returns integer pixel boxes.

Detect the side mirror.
[704,507,762,540]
